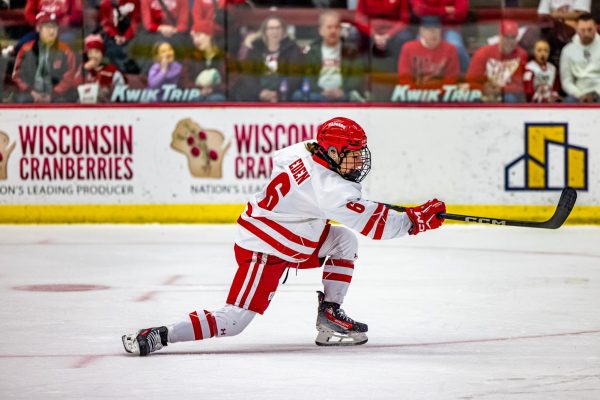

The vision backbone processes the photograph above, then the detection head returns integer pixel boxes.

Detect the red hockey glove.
[405,199,446,235]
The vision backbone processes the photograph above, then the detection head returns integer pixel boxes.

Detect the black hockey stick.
[384,187,577,229]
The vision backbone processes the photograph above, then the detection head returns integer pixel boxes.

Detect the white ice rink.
[0,224,599,399]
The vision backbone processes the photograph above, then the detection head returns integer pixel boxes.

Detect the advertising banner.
[0,106,597,222]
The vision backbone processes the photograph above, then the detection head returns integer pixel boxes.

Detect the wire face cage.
[339,146,371,183]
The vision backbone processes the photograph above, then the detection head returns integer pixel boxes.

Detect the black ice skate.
[315,291,368,346]
[122,326,168,356]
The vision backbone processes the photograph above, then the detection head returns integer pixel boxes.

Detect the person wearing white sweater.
[560,13,600,102]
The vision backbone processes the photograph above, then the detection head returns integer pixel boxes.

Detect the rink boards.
[0,105,598,223]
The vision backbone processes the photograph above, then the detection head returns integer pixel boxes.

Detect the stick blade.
[542,187,577,229]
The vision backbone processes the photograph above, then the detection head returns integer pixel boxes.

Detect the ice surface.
[0,225,599,399]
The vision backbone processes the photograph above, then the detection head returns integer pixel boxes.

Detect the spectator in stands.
[292,10,367,102]
[466,20,528,103]
[397,16,460,91]
[525,0,591,66]
[192,0,226,37]
[99,0,141,73]
[12,11,77,103]
[410,0,470,73]
[355,0,412,72]
[191,0,255,58]
[234,16,303,102]
[182,20,226,102]
[523,39,560,103]
[147,41,182,100]
[140,0,188,37]
[13,0,83,56]
[538,0,590,28]
[76,34,126,103]
[560,13,600,103]
[130,0,190,72]
[24,0,83,29]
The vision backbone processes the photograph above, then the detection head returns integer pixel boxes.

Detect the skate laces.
[326,303,353,323]
[334,307,353,323]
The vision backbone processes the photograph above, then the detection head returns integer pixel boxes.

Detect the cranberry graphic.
[209,150,218,160]
[0,153,3,162]
[191,147,201,157]
[187,136,195,146]
[198,131,207,140]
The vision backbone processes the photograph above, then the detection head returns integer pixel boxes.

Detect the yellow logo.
[171,118,230,178]
[0,130,16,180]
[505,123,587,190]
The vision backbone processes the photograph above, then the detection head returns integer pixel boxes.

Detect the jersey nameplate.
[288,158,310,186]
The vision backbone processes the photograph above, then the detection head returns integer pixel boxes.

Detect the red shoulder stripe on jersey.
[237,216,312,260]
[324,259,354,269]
[322,272,353,283]
[246,203,319,248]
[373,207,389,240]
[204,310,217,338]
[360,203,385,236]
[189,311,203,340]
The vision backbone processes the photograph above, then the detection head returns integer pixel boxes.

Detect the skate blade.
[315,329,368,347]
[122,334,140,355]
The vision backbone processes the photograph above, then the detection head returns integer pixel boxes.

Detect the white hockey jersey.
[235,141,413,263]
[523,60,559,102]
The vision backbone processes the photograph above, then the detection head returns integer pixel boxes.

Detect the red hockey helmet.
[315,117,371,183]
[317,117,367,153]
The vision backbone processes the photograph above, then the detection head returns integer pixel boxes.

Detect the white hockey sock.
[322,258,354,304]
[167,304,256,343]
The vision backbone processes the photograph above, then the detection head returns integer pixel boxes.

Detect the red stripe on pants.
[189,311,203,340]
[204,310,217,338]
[322,272,353,283]
[238,261,260,307]
[324,259,354,269]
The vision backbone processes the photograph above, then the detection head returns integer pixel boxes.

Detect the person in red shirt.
[99,0,141,73]
[24,0,83,28]
[191,0,248,35]
[466,20,528,103]
[140,0,188,35]
[410,0,470,72]
[397,16,460,91]
[76,34,126,103]
[190,0,247,56]
[355,0,413,73]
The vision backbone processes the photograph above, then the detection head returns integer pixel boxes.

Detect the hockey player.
[122,117,445,355]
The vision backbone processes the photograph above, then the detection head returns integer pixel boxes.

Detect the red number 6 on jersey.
[346,202,365,213]
[257,173,291,211]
